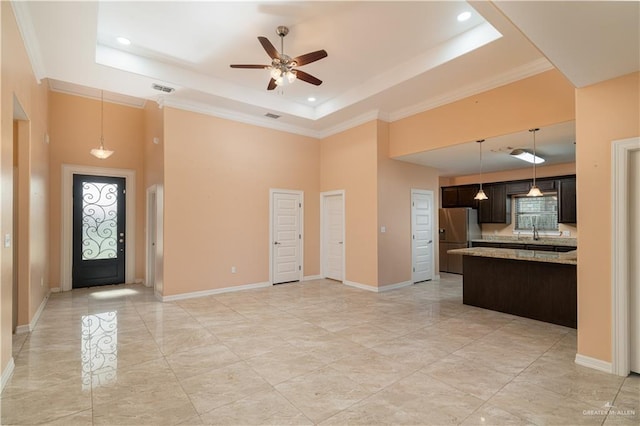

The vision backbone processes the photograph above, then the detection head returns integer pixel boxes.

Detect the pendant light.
[90,90,114,159]
[474,139,488,200]
[526,128,543,197]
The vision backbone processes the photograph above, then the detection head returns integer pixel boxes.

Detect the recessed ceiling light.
[307,97,316,102]
[116,37,131,46]
[457,11,471,22]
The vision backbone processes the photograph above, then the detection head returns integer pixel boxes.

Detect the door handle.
[428,240,433,244]
[338,241,343,244]
[274,241,281,245]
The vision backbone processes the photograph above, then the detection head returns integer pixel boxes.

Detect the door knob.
[338,241,343,244]
[274,241,281,245]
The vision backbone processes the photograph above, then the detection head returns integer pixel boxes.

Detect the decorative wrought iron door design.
[73,174,126,288]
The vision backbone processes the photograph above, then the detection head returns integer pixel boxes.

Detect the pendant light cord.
[100,90,104,149]
[478,140,484,189]
[530,128,539,186]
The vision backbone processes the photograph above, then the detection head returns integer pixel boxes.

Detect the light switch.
[4,234,11,248]
[380,226,386,233]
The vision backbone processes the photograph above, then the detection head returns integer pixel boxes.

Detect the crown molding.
[387,57,554,122]
[162,98,321,139]
[317,110,389,139]
[11,1,46,83]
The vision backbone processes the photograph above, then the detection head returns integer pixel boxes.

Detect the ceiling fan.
[230,26,328,91]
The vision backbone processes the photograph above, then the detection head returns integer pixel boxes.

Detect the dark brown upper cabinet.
[478,183,511,224]
[557,177,577,223]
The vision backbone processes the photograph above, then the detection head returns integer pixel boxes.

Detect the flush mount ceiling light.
[509,149,545,164]
[307,97,316,102]
[526,128,543,197]
[474,139,488,201]
[90,91,114,160]
[116,36,131,46]
[457,11,471,22]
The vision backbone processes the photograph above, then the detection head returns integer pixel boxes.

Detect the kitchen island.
[448,247,577,328]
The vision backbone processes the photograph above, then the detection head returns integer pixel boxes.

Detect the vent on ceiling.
[152,83,175,93]
[264,113,281,119]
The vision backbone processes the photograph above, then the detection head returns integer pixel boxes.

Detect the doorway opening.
[61,165,136,291]
[611,136,640,375]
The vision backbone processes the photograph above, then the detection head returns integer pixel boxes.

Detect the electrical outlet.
[380,226,386,233]
[231,266,237,274]
[562,230,570,237]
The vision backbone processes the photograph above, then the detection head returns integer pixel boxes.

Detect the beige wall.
[162,107,320,296]
[143,102,164,189]
[48,92,146,286]
[1,2,50,384]
[377,121,440,286]
[389,70,576,158]
[321,121,379,287]
[575,71,640,362]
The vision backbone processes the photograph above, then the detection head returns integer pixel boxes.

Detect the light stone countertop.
[471,236,577,247]
[448,247,577,266]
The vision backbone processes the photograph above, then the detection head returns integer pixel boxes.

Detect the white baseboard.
[15,290,50,334]
[378,280,413,292]
[134,278,144,284]
[1,357,15,392]
[30,290,50,331]
[160,281,271,302]
[303,275,321,281]
[343,280,379,292]
[575,353,613,374]
[344,279,414,293]
[15,325,30,334]
[50,287,61,293]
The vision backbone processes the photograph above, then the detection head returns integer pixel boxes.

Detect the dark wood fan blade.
[267,78,277,90]
[295,70,322,86]
[230,64,269,69]
[292,50,327,66]
[258,36,280,59]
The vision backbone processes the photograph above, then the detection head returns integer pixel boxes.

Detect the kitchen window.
[514,194,559,231]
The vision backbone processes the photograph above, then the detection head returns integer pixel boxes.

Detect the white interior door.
[412,190,434,283]
[630,149,639,373]
[323,192,344,281]
[272,191,302,284]
[146,188,157,289]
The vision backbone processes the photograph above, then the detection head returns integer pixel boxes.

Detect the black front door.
[73,174,126,288]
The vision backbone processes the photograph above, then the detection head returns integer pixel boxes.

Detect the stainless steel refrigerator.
[438,207,481,274]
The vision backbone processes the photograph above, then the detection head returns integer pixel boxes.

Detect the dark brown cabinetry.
[463,256,576,328]
[441,184,479,208]
[477,183,510,224]
[506,178,555,195]
[557,177,577,223]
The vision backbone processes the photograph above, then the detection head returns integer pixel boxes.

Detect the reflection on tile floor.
[1,274,638,425]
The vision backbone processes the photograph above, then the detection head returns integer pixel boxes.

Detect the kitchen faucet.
[532,224,540,241]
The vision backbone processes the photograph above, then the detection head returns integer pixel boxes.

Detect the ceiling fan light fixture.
[286,70,297,83]
[270,67,282,80]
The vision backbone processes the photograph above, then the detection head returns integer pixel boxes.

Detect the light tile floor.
[1,274,638,425]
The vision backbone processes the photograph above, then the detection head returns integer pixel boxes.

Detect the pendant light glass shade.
[526,128,542,197]
[474,139,488,200]
[90,91,114,159]
[474,188,488,200]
